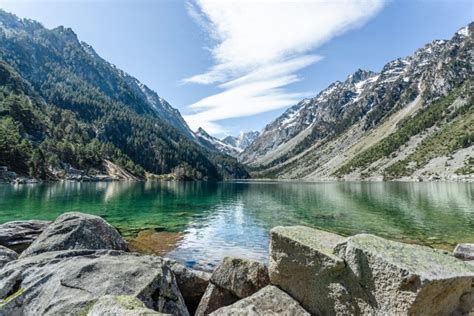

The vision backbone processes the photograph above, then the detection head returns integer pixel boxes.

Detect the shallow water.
[0,181,473,269]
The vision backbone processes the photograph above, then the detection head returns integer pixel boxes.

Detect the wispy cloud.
[183,0,385,134]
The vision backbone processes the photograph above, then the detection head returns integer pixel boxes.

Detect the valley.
[0,10,472,183]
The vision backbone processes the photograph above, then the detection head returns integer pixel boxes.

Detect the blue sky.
[0,0,472,137]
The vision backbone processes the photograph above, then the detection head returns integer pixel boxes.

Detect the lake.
[0,181,473,270]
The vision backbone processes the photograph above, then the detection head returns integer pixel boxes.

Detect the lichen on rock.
[20,212,128,258]
[0,249,189,315]
[86,295,169,316]
[335,234,474,315]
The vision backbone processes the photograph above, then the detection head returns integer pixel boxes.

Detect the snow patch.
[281,107,302,128]
[197,130,243,154]
[457,26,469,37]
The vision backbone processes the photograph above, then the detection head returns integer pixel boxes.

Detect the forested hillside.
[0,10,248,181]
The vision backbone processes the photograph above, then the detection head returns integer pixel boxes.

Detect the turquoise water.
[0,181,473,269]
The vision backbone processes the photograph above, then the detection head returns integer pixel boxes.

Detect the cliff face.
[241,24,473,181]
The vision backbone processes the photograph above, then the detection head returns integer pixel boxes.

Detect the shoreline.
[0,213,470,269]
[0,213,472,315]
[2,176,474,185]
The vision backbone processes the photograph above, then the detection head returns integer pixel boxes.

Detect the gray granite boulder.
[210,285,310,316]
[454,243,474,261]
[87,295,168,316]
[165,258,211,314]
[0,245,17,269]
[20,212,127,258]
[335,234,474,315]
[0,220,51,252]
[195,257,270,315]
[0,249,189,315]
[269,226,370,315]
[211,257,269,298]
[195,283,238,316]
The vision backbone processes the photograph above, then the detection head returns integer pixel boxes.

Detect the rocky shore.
[0,161,140,184]
[0,212,473,315]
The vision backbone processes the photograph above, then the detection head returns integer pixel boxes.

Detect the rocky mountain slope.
[195,127,242,157]
[242,23,473,181]
[195,128,260,158]
[222,131,260,152]
[0,10,248,181]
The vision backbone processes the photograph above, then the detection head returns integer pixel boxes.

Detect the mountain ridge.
[241,23,473,181]
[195,128,259,158]
[0,9,248,181]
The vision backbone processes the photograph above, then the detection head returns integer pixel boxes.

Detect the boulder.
[164,259,211,314]
[20,212,127,258]
[195,283,238,316]
[195,256,270,315]
[87,295,168,316]
[0,249,189,316]
[454,243,474,261]
[210,257,269,299]
[0,220,51,252]
[269,226,370,315]
[210,285,310,316]
[335,234,474,315]
[0,245,17,269]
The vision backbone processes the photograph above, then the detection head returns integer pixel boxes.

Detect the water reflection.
[0,181,473,269]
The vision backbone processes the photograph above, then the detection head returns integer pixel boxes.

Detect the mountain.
[242,23,473,181]
[194,127,242,157]
[222,131,260,152]
[0,10,248,181]
[195,128,260,158]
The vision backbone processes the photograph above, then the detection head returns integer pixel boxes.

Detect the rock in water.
[195,257,270,315]
[20,212,127,257]
[87,295,167,316]
[0,220,51,252]
[195,284,238,316]
[0,245,17,269]
[210,257,270,298]
[454,243,474,261]
[335,234,474,315]
[269,226,367,315]
[210,285,310,316]
[0,250,189,315]
[165,258,211,314]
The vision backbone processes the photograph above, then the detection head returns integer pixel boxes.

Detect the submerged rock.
[20,212,127,258]
[165,258,211,314]
[210,285,310,316]
[0,249,189,315]
[335,234,474,315]
[128,230,183,256]
[210,257,269,299]
[0,245,17,269]
[454,243,474,261]
[0,220,51,253]
[87,295,168,316]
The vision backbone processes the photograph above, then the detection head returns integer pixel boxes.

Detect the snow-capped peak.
[195,127,244,157]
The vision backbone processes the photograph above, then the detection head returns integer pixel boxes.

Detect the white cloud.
[183,0,385,134]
